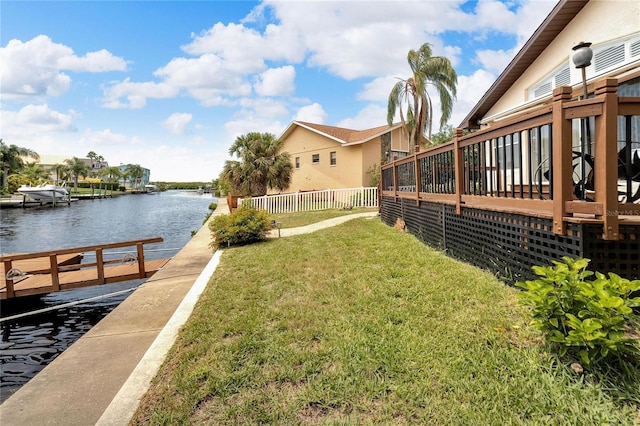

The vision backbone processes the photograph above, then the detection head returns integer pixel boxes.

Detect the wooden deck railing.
[381,78,640,240]
[1,237,164,299]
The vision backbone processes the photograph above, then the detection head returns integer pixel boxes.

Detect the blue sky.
[1,0,557,182]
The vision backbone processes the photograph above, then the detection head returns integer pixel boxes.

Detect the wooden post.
[136,243,146,278]
[4,260,15,298]
[414,151,420,205]
[594,78,620,240]
[454,128,464,214]
[50,254,60,291]
[96,248,105,284]
[552,86,573,235]
[392,158,398,198]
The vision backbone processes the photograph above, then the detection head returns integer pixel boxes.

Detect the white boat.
[17,184,69,202]
[144,184,158,193]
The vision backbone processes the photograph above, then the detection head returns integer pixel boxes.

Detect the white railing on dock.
[239,187,378,214]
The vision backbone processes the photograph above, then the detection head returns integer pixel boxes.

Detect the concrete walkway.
[268,210,379,238]
[0,203,378,425]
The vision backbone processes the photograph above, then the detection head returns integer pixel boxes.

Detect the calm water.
[0,190,216,403]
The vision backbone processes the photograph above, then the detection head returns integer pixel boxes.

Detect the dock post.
[50,254,61,291]
[136,243,146,278]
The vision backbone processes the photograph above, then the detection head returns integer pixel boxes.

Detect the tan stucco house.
[274,121,412,193]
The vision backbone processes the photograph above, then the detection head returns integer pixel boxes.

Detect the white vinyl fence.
[239,187,378,214]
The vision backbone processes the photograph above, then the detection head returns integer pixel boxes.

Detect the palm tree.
[1,139,40,191]
[99,166,122,183]
[20,162,50,184]
[124,164,144,189]
[387,42,458,148]
[53,163,70,185]
[221,132,292,196]
[65,157,91,193]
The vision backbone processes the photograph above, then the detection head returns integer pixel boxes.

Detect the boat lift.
[0,237,170,300]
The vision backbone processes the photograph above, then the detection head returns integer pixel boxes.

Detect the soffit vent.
[554,67,571,87]
[534,82,552,98]
[631,40,640,58]
[594,44,625,72]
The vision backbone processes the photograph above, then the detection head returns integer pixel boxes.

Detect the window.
[330,151,336,166]
[312,154,319,164]
[295,157,300,169]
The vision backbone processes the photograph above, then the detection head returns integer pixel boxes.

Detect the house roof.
[459,0,589,130]
[279,121,404,146]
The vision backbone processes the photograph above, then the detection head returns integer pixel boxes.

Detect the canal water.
[0,190,216,403]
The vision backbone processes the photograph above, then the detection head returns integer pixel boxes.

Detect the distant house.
[274,121,412,193]
[118,164,151,189]
[23,154,109,183]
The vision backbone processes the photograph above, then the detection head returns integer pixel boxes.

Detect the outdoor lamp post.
[571,41,593,194]
[572,41,593,100]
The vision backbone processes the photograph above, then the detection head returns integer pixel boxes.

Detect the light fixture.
[572,41,593,99]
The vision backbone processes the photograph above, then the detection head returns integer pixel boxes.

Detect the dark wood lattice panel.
[382,197,584,284]
[583,224,640,279]
[381,197,639,283]
[380,196,402,227]
[442,208,583,284]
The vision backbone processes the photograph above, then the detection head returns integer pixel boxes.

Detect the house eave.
[459,0,589,130]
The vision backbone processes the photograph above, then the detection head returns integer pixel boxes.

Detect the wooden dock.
[1,238,170,300]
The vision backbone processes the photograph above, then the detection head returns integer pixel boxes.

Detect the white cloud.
[78,128,131,147]
[102,78,179,109]
[475,48,518,75]
[449,69,498,128]
[293,103,328,124]
[136,144,227,181]
[0,35,126,100]
[1,104,76,137]
[162,113,193,135]
[337,104,387,130]
[238,98,289,118]
[224,114,286,143]
[57,49,128,72]
[357,76,399,102]
[183,21,305,64]
[254,66,295,97]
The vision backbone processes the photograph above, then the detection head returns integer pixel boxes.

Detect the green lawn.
[270,208,378,229]
[132,217,639,425]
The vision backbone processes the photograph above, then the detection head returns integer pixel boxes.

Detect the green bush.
[517,257,640,367]
[208,202,218,211]
[209,205,271,248]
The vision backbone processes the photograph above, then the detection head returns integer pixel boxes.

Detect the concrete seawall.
[0,199,230,425]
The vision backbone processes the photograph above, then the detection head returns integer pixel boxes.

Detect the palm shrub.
[209,205,271,248]
[517,257,640,367]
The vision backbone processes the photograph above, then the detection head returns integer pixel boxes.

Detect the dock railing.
[1,237,165,299]
[381,78,640,240]
[240,187,378,214]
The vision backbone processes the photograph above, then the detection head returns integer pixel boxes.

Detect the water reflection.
[0,191,215,403]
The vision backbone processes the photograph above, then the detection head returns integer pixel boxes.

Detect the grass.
[132,217,640,425]
[270,207,378,228]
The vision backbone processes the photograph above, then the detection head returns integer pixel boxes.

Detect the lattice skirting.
[380,196,639,284]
